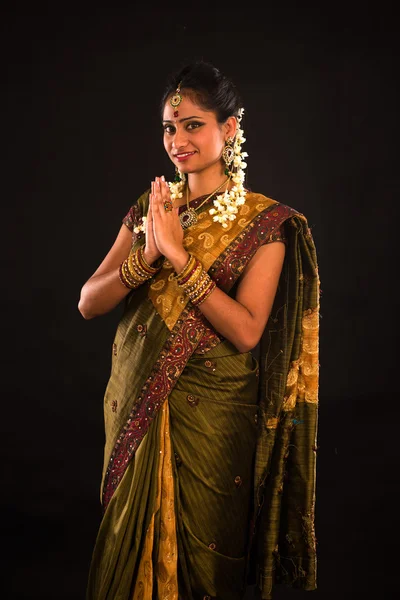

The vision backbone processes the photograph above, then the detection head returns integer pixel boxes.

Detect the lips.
[174,151,196,161]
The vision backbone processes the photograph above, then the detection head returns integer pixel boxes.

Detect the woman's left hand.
[151,176,184,260]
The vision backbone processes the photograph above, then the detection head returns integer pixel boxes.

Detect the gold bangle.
[123,259,142,287]
[192,281,216,305]
[185,277,208,297]
[174,253,196,281]
[180,262,203,290]
[128,251,149,281]
[188,271,214,299]
[119,262,132,289]
[138,246,163,274]
[119,260,138,289]
[188,275,211,299]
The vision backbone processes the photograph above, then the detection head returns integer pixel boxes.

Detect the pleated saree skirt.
[87,339,260,600]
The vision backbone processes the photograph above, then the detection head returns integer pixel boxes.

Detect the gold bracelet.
[124,258,143,287]
[129,251,149,281]
[184,271,209,295]
[192,280,216,305]
[188,273,212,299]
[138,246,163,274]
[119,260,139,289]
[181,262,203,290]
[174,253,197,281]
[190,272,215,299]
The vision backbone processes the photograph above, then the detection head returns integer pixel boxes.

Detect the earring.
[174,166,186,183]
[222,137,234,167]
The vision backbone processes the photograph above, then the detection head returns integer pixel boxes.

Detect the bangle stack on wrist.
[174,253,216,306]
[119,246,162,289]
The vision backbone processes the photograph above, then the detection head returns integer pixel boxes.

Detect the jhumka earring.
[169,81,183,118]
[222,136,235,175]
[174,166,184,182]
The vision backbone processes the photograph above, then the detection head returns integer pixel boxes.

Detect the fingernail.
[161,175,165,181]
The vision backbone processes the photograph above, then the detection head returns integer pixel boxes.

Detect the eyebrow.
[162,115,204,123]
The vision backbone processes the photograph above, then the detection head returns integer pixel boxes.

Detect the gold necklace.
[179,177,230,230]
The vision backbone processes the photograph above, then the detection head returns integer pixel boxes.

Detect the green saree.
[86,189,320,600]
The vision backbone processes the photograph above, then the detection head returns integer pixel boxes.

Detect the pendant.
[179,208,198,229]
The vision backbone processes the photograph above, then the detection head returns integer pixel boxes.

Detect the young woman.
[79,61,320,600]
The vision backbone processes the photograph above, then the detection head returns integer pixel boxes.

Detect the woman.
[79,61,320,600]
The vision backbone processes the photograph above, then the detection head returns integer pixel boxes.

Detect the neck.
[186,165,231,202]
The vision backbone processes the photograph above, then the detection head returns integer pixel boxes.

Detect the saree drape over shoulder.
[86,190,320,600]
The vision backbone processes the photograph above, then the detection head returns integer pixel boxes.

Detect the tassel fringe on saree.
[86,190,320,600]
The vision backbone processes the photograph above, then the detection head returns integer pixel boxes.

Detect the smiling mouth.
[174,151,196,158]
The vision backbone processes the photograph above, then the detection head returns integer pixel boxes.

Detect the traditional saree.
[86,189,320,600]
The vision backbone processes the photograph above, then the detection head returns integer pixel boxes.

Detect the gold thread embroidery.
[156,399,178,599]
[131,399,178,599]
[147,194,278,330]
[132,514,155,599]
[266,417,279,429]
[197,232,215,249]
[150,279,166,291]
[282,306,319,411]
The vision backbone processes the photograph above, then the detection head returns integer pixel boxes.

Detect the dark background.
[2,3,397,599]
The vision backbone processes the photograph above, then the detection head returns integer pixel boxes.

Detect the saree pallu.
[86,191,320,600]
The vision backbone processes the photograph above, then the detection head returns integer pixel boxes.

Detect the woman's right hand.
[143,183,163,265]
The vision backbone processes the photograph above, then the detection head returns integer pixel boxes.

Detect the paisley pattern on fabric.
[146,193,280,330]
[84,190,321,600]
[283,307,319,411]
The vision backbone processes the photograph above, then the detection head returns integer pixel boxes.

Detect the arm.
[77,224,133,319]
[78,225,159,320]
[168,241,286,353]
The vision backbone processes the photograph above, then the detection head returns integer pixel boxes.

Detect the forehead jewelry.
[169,81,183,118]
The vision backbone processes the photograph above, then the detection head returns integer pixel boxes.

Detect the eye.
[163,124,175,134]
[186,121,203,131]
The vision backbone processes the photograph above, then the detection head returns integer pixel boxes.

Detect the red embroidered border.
[102,308,206,510]
[210,203,297,290]
[103,202,298,510]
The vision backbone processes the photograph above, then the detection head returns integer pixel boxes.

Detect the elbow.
[235,328,262,353]
[78,292,96,320]
[78,302,95,320]
[234,335,258,354]
[236,341,255,353]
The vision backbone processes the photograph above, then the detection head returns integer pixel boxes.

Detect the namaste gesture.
[145,175,185,266]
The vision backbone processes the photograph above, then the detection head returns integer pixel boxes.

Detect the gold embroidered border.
[282,306,320,411]
[132,513,155,599]
[148,193,277,330]
[132,398,178,599]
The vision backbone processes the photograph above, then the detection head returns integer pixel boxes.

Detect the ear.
[224,116,237,140]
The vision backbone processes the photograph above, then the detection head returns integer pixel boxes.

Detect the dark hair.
[160,61,242,123]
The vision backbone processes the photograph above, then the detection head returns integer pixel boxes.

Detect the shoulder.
[245,191,299,217]
[245,191,309,224]
[122,188,150,233]
[244,192,313,245]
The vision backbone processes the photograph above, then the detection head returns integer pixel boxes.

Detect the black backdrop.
[2,4,397,599]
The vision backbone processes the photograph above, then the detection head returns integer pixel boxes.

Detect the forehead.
[162,94,215,121]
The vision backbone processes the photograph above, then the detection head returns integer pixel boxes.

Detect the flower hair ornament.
[168,108,248,228]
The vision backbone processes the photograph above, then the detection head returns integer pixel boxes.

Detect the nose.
[172,126,188,150]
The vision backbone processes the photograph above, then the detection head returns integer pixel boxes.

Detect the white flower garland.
[133,215,147,235]
[168,108,248,228]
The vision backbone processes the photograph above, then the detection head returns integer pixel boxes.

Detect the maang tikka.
[169,81,183,117]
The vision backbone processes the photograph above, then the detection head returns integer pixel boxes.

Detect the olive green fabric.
[87,339,261,600]
[86,207,320,600]
[249,215,319,598]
